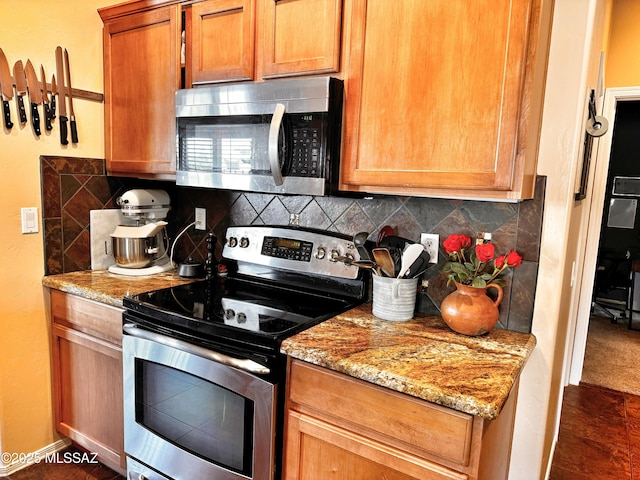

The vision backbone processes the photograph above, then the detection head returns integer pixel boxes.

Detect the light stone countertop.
[42,269,197,308]
[280,303,536,419]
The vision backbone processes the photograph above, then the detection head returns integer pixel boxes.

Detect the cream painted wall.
[606,0,640,86]
[510,1,611,478]
[0,0,112,460]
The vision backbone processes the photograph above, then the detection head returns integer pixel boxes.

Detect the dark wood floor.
[550,383,640,479]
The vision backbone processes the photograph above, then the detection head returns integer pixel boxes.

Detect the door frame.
[569,86,640,384]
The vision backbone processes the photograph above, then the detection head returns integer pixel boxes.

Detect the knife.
[0,48,14,129]
[24,60,42,136]
[55,47,68,145]
[40,65,52,131]
[12,61,28,124]
[63,49,78,143]
[50,74,56,119]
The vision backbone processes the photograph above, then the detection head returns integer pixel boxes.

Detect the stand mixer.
[107,189,175,276]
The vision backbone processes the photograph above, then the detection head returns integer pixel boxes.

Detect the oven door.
[123,323,277,480]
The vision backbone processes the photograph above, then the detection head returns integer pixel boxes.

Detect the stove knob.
[224,309,235,320]
[237,313,247,324]
[228,237,238,248]
[240,237,250,248]
[315,247,326,260]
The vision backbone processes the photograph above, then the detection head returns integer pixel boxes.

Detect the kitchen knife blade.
[55,47,67,145]
[40,65,52,131]
[50,74,56,119]
[0,48,14,129]
[24,60,42,136]
[63,49,77,143]
[12,61,28,124]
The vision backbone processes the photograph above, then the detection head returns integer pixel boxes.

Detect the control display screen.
[261,236,313,262]
[274,238,301,250]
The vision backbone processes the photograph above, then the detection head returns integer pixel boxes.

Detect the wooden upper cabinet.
[339,0,552,200]
[101,4,181,177]
[261,0,342,78]
[188,0,342,84]
[188,0,256,84]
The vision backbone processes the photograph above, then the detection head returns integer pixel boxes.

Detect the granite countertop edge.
[281,304,536,420]
[42,269,198,308]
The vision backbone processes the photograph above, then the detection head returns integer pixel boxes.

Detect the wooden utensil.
[372,248,396,277]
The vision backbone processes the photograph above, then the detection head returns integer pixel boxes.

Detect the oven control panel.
[223,226,361,279]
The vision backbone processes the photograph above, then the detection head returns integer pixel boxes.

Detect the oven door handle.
[268,103,285,186]
[123,323,271,375]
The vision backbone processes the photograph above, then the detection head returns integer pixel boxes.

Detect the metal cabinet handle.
[268,103,285,186]
[123,323,270,375]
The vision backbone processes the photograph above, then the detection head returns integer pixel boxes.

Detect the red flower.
[475,243,495,262]
[441,232,522,287]
[443,234,471,254]
[505,250,522,267]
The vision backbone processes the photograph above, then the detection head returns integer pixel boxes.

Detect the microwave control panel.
[287,113,326,178]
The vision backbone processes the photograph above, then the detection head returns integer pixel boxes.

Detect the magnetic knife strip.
[0,46,103,144]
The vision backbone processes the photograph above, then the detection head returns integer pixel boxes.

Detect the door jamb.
[569,86,640,384]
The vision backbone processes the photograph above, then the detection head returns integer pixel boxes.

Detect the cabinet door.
[51,324,124,472]
[340,0,547,200]
[284,411,466,480]
[261,0,342,78]
[189,0,256,84]
[103,5,181,176]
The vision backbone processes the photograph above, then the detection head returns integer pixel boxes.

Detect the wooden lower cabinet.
[284,359,517,480]
[50,290,125,475]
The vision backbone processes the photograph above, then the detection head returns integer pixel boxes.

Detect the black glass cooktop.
[123,276,360,352]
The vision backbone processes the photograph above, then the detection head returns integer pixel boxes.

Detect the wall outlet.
[420,233,439,264]
[195,207,206,230]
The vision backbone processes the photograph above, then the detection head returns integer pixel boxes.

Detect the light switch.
[21,207,39,234]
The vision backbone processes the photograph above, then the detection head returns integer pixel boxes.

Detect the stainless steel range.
[122,226,368,480]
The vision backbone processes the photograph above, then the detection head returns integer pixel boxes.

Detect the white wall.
[509,1,609,478]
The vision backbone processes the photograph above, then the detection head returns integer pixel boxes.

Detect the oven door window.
[177,116,285,175]
[135,359,254,476]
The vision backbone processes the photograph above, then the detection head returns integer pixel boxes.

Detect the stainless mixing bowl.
[112,237,156,268]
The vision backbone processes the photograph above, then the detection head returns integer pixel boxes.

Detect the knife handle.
[70,116,78,144]
[30,102,40,136]
[16,96,27,123]
[59,116,68,145]
[43,103,52,131]
[2,100,13,129]
[51,95,56,119]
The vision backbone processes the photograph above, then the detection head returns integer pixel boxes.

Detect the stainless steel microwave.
[175,77,343,196]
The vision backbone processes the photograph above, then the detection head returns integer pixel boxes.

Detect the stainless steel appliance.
[108,189,174,276]
[175,76,343,196]
[122,226,368,480]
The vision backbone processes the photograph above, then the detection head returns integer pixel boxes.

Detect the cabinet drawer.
[287,359,474,466]
[285,410,467,480]
[51,290,123,345]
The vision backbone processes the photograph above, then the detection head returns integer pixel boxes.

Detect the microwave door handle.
[268,103,286,186]
[123,323,270,375]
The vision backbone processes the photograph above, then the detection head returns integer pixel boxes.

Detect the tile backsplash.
[41,156,544,333]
